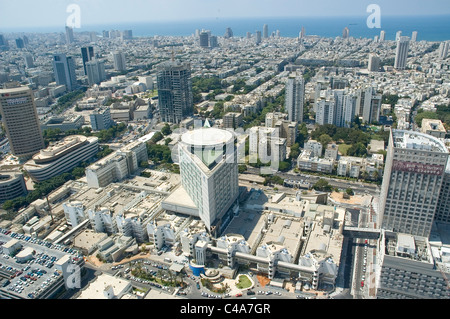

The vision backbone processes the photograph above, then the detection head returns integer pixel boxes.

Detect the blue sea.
[6,15,450,42]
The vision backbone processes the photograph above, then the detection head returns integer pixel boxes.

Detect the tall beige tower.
[0,84,45,158]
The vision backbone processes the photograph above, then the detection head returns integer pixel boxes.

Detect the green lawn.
[338,144,352,156]
[236,275,252,289]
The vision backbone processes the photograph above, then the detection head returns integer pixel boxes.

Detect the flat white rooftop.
[181,128,234,147]
[393,130,448,153]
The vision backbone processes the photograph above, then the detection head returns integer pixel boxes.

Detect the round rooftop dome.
[181,128,234,147]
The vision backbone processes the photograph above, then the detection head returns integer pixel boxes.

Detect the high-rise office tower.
[299,26,306,41]
[81,46,94,75]
[112,51,126,72]
[379,30,386,42]
[52,53,77,91]
[368,53,381,72]
[246,32,252,39]
[394,36,410,70]
[0,34,6,46]
[65,26,74,44]
[178,127,239,233]
[263,24,269,38]
[379,129,449,238]
[255,31,262,45]
[86,60,106,86]
[24,53,34,68]
[0,84,45,158]
[438,41,449,59]
[15,38,24,49]
[436,166,450,223]
[285,74,305,123]
[342,27,349,39]
[411,31,418,42]
[209,35,218,48]
[157,60,193,124]
[199,31,209,48]
[224,27,233,38]
[121,30,133,40]
[89,32,97,43]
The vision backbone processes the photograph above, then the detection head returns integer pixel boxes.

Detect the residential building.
[223,112,243,129]
[304,140,323,158]
[285,74,305,123]
[157,60,193,124]
[394,36,410,70]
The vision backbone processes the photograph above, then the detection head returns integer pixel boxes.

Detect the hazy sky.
[0,0,449,29]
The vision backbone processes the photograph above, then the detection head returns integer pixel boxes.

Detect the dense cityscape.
[0,3,449,305]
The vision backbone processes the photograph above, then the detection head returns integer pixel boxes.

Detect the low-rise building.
[0,170,27,202]
[421,118,447,139]
[297,150,334,174]
[40,115,84,132]
[85,140,147,188]
[24,135,99,182]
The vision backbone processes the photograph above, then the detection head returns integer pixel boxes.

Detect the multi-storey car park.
[0,228,84,299]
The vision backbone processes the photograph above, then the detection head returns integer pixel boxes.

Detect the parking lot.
[0,227,82,299]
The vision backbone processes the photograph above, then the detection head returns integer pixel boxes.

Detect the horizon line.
[1,13,450,31]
